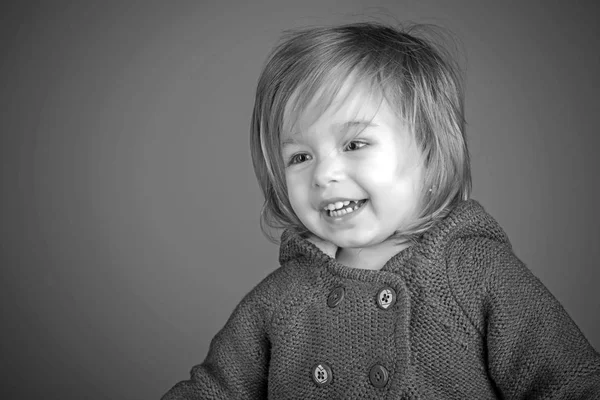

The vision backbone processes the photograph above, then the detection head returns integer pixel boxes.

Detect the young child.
[162,22,600,399]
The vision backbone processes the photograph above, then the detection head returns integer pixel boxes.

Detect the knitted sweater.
[162,200,600,399]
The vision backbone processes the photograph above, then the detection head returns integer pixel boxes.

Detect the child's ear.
[305,234,338,258]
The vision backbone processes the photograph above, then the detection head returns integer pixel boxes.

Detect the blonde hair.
[250,22,471,243]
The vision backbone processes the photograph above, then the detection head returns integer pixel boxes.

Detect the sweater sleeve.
[161,267,288,400]
[476,241,600,399]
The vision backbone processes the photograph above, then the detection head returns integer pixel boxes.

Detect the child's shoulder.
[436,201,529,316]
[439,201,563,328]
[256,256,314,295]
[237,250,317,308]
[445,234,520,292]
[439,200,525,278]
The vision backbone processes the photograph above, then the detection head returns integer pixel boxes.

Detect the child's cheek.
[356,158,397,185]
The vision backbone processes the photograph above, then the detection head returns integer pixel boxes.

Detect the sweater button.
[312,363,333,386]
[376,287,396,310]
[369,364,389,388]
[327,286,345,308]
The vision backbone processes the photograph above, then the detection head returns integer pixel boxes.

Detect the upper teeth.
[324,200,358,211]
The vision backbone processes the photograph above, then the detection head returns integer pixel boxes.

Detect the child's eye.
[288,153,312,165]
[344,140,367,151]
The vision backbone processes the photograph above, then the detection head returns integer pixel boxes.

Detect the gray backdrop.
[2,1,599,399]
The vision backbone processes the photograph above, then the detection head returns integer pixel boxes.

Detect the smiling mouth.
[324,199,367,217]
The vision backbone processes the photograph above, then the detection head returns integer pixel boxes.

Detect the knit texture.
[162,200,600,399]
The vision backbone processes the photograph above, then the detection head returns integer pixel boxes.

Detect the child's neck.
[335,240,411,271]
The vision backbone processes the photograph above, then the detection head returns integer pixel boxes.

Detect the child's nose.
[312,155,343,188]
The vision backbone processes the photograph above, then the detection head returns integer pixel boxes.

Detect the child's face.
[281,81,424,250]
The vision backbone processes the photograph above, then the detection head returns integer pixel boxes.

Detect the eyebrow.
[280,137,298,147]
[280,120,377,148]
